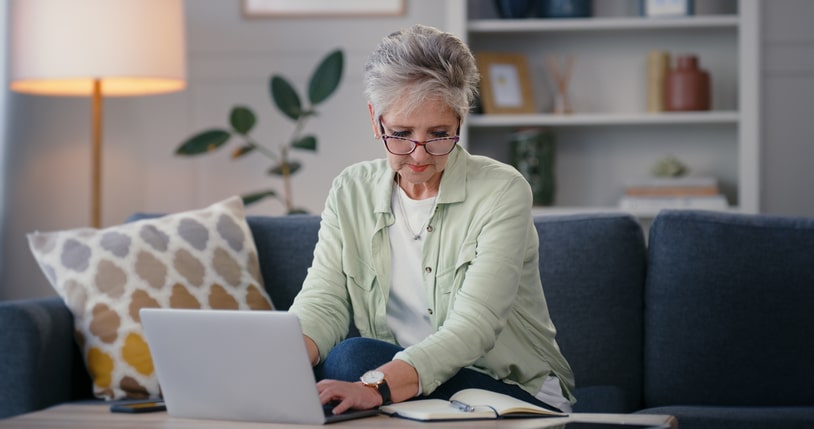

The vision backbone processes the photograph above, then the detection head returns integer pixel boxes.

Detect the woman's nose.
[410,143,432,161]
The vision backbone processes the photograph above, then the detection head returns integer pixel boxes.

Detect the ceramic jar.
[494,0,533,18]
[537,0,592,18]
[665,55,711,111]
[510,129,556,206]
[647,50,670,112]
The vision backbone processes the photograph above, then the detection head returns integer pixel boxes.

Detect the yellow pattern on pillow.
[28,196,273,400]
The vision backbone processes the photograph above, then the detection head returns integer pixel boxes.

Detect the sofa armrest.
[0,296,89,418]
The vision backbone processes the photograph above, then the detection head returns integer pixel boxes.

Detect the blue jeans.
[315,337,562,412]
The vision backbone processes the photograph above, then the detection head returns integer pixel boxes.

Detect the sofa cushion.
[535,213,647,413]
[246,215,320,310]
[27,196,273,400]
[644,209,814,407]
[0,296,78,419]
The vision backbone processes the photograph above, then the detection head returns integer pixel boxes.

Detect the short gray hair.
[364,24,480,121]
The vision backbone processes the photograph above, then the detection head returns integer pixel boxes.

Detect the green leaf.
[241,190,276,206]
[292,135,317,151]
[175,129,231,155]
[230,106,256,135]
[231,144,256,159]
[268,161,302,176]
[270,76,302,121]
[308,49,344,105]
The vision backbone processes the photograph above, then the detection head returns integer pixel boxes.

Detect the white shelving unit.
[445,0,759,217]
[467,15,740,32]
[468,111,740,127]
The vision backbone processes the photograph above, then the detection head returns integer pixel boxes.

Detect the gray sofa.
[1,209,813,428]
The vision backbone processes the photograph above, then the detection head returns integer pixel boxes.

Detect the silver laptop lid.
[140,308,328,424]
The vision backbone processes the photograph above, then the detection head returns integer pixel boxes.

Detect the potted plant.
[175,49,344,214]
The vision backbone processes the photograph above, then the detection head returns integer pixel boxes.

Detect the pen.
[450,399,475,412]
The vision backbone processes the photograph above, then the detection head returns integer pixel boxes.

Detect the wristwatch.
[360,370,392,405]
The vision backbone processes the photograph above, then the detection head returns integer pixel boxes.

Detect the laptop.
[140,308,379,424]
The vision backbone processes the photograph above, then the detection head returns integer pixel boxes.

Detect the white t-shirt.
[386,185,435,347]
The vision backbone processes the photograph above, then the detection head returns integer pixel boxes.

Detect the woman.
[288,24,575,415]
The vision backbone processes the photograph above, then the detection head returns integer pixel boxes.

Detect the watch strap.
[376,379,392,405]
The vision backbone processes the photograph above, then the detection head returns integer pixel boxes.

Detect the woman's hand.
[317,379,383,414]
[317,359,420,414]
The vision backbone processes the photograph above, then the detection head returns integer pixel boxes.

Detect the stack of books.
[619,177,729,211]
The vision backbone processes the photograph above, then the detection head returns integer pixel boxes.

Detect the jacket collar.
[373,145,469,215]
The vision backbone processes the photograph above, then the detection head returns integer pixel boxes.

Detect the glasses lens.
[426,138,457,155]
[384,137,414,155]
[383,136,458,155]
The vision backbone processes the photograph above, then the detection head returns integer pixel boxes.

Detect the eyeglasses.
[378,118,460,156]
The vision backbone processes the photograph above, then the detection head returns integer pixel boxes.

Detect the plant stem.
[280,112,311,213]
[281,146,292,212]
[248,140,278,160]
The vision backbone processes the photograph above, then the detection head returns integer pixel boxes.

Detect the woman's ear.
[368,103,379,139]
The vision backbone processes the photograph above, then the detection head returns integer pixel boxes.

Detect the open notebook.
[380,388,567,421]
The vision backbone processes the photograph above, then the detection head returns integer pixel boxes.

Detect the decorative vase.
[494,0,533,19]
[537,0,592,18]
[665,55,710,111]
[510,129,556,206]
[647,50,670,112]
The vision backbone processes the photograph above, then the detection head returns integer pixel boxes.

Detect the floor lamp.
[9,0,186,228]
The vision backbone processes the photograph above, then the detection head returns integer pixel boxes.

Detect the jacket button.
[426,225,433,233]
[424,267,432,273]
[427,308,433,315]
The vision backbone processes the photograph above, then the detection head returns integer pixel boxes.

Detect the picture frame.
[475,53,536,115]
[242,0,405,18]
[640,0,694,17]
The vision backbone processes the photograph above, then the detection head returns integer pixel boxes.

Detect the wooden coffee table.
[0,403,676,428]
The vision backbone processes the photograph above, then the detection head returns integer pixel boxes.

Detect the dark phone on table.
[110,401,166,413]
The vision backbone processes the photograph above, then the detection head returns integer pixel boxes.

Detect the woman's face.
[369,98,459,192]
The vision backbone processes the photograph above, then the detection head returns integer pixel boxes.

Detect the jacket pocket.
[343,260,378,337]
[344,259,376,292]
[434,240,477,310]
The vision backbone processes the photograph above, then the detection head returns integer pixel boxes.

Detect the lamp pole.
[91,79,102,228]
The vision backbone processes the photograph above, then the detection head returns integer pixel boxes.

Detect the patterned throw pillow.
[27,196,273,400]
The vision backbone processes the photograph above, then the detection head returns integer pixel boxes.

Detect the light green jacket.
[289,146,575,403]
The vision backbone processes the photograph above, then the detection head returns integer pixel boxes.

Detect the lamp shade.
[10,0,186,97]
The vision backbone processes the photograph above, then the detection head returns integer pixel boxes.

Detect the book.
[625,176,718,187]
[624,176,720,197]
[378,388,567,421]
[618,194,729,211]
[624,185,719,197]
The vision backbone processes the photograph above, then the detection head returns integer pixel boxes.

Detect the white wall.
[3,0,814,301]
[0,0,7,299]
[760,0,814,215]
[0,0,447,300]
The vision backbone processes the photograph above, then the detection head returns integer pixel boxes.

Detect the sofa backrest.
[535,213,647,413]
[246,213,648,413]
[247,215,321,311]
[644,209,814,407]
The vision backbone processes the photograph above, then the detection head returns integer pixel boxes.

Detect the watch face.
[361,370,384,385]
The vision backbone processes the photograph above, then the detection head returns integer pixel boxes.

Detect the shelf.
[531,205,745,219]
[468,15,739,33]
[450,0,759,214]
[468,111,739,128]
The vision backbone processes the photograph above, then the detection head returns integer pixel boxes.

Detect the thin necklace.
[395,174,438,241]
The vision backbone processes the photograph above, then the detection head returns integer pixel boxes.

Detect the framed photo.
[476,53,536,115]
[640,0,694,17]
[243,0,404,18]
